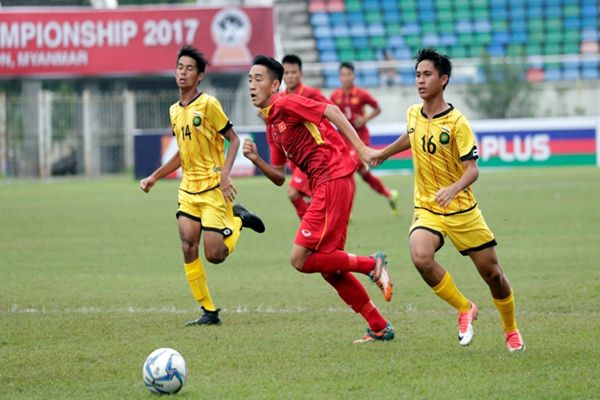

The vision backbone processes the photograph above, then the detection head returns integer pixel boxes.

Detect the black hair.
[415,48,452,88]
[282,54,302,70]
[339,61,355,72]
[177,45,208,73]
[252,55,284,82]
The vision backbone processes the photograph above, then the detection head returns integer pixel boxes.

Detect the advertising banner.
[369,117,600,171]
[0,6,274,77]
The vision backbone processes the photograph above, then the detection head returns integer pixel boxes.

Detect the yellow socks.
[184,258,216,312]
[432,272,471,313]
[493,291,518,332]
[223,216,242,254]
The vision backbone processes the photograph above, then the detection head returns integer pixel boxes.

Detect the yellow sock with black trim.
[493,291,518,333]
[223,216,242,254]
[432,272,471,313]
[184,258,216,312]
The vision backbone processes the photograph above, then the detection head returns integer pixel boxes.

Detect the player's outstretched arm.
[371,133,411,167]
[242,137,286,186]
[140,151,181,193]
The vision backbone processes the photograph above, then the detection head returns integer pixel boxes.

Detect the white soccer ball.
[142,348,188,395]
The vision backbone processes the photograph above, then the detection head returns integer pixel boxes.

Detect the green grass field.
[1,167,599,399]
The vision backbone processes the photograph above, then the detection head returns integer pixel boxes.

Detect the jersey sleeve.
[282,94,327,125]
[455,117,479,161]
[206,96,233,135]
[265,126,287,166]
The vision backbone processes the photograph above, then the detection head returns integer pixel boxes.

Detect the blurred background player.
[330,62,399,215]
[140,45,265,327]
[244,55,394,343]
[281,54,331,219]
[371,48,525,352]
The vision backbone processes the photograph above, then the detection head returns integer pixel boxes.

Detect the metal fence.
[0,87,239,178]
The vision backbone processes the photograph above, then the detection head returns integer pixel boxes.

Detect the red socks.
[322,273,387,332]
[301,250,375,275]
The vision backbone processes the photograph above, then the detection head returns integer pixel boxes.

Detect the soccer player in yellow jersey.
[140,45,265,326]
[372,48,525,352]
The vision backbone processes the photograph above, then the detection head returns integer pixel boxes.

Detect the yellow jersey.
[406,104,479,215]
[169,92,232,194]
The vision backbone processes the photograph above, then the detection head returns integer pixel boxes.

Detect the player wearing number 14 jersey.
[140,45,264,328]
[371,48,525,352]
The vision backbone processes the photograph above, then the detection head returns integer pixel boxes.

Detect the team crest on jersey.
[278,122,287,132]
[192,111,202,127]
[408,127,415,134]
[439,126,450,145]
[351,97,360,105]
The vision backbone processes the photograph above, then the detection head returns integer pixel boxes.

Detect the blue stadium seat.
[563,68,580,80]
[350,24,368,37]
[402,23,420,35]
[324,75,340,88]
[332,24,349,37]
[353,36,370,49]
[544,68,562,81]
[347,11,364,24]
[490,6,508,20]
[393,47,413,59]
[363,0,380,12]
[456,20,473,33]
[582,5,598,16]
[388,35,405,47]
[422,34,440,47]
[563,17,581,30]
[368,24,386,36]
[582,68,599,80]
[511,32,528,44]
[316,38,336,51]
[473,20,491,33]
[509,7,526,19]
[419,9,436,22]
[582,29,599,41]
[310,12,329,27]
[314,25,333,39]
[487,44,506,57]
[439,34,458,46]
[544,6,562,18]
[492,32,511,44]
[319,51,338,63]
[329,12,347,25]
[510,18,527,33]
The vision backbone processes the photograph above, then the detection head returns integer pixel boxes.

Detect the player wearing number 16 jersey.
[371,48,525,352]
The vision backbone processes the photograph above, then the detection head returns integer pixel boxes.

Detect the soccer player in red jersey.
[330,62,399,215]
[243,55,394,343]
[280,54,330,219]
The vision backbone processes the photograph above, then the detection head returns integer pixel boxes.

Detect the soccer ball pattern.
[142,348,188,395]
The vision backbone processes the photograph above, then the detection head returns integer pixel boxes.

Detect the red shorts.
[289,166,312,197]
[294,174,355,253]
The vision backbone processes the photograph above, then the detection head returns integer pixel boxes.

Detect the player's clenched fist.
[242,137,259,162]
[140,176,156,193]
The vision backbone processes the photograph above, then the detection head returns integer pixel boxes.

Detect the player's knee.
[411,250,434,273]
[205,252,226,264]
[181,240,198,259]
[481,264,503,285]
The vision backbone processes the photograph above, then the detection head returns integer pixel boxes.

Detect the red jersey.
[330,86,378,143]
[260,93,357,190]
[284,82,330,104]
